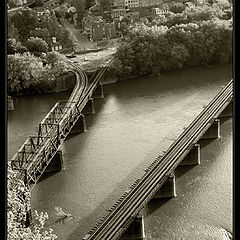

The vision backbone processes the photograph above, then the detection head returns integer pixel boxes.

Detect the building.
[104,22,118,39]
[111,8,127,18]
[125,0,139,8]
[151,7,161,16]
[91,19,105,41]
[113,0,126,8]
[90,19,119,41]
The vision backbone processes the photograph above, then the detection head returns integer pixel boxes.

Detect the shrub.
[7,38,27,54]
[24,37,49,56]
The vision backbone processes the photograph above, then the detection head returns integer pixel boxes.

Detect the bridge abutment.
[180,144,200,166]
[153,173,177,199]
[93,84,104,99]
[82,98,95,115]
[70,114,87,134]
[121,215,145,240]
[201,119,220,139]
[219,100,233,118]
[45,150,63,172]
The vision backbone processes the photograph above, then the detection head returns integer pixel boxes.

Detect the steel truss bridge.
[10,59,113,191]
[82,79,233,240]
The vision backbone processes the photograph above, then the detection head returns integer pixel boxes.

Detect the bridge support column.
[219,100,233,118]
[153,173,177,199]
[201,119,220,140]
[82,98,95,115]
[93,84,104,99]
[180,144,200,166]
[8,96,14,111]
[121,215,145,240]
[45,150,63,172]
[70,114,86,134]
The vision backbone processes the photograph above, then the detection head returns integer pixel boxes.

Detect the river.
[8,64,232,240]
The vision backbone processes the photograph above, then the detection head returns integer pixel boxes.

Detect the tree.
[24,37,49,56]
[71,0,86,27]
[8,38,27,54]
[35,0,44,6]
[8,53,45,94]
[7,164,57,240]
[11,8,39,41]
[29,28,52,48]
[8,0,22,8]
[169,2,185,14]
[99,0,111,11]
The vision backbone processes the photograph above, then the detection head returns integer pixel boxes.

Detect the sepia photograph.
[7,0,233,239]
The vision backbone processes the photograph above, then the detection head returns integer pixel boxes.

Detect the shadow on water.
[174,165,195,179]
[39,172,57,183]
[146,198,171,216]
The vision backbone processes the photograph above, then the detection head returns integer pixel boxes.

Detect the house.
[104,22,118,39]
[113,0,127,8]
[138,0,149,7]
[91,19,105,41]
[50,36,63,52]
[125,0,140,8]
[111,8,127,18]
[151,7,161,16]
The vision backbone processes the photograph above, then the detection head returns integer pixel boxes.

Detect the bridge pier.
[153,173,177,199]
[82,98,95,115]
[8,96,14,111]
[70,114,87,134]
[121,215,145,240]
[180,144,200,166]
[201,119,220,139]
[219,100,233,118]
[93,84,104,99]
[45,150,63,172]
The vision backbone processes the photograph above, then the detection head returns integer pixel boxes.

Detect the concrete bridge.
[80,79,233,240]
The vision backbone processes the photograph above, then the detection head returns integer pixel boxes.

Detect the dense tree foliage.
[10,8,74,51]
[11,8,39,41]
[24,37,49,56]
[8,38,27,54]
[7,164,57,240]
[115,4,232,78]
[35,0,44,7]
[70,0,86,27]
[169,2,185,14]
[8,52,69,95]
